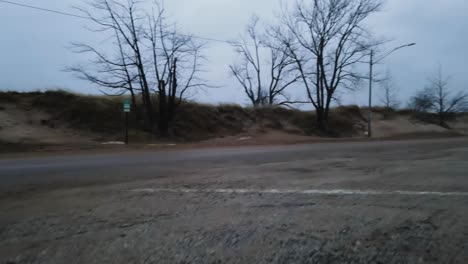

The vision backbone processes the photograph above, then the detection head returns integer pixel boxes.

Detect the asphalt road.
[2,138,468,263]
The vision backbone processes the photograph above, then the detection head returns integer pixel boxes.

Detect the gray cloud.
[1,0,467,107]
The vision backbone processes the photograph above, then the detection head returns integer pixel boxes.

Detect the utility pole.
[366,43,416,138]
[368,50,374,138]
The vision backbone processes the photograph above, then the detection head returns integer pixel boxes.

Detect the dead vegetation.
[0,90,466,149]
[0,91,365,141]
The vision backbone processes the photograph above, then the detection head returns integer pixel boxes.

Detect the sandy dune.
[0,104,95,144]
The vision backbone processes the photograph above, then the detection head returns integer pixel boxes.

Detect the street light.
[367,43,416,138]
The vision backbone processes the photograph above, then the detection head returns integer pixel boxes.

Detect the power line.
[0,0,89,19]
[0,0,243,46]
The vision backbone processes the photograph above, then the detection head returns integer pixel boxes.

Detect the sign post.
[123,99,131,145]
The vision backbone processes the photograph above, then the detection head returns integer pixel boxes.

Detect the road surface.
[1,138,468,263]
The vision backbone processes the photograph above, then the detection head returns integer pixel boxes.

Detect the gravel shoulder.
[1,138,468,263]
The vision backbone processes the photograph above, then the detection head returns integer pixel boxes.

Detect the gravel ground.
[1,138,468,263]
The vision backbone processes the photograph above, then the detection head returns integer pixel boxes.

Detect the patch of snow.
[101,141,126,145]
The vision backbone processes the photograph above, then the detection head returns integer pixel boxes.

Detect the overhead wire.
[0,0,89,19]
[0,0,245,46]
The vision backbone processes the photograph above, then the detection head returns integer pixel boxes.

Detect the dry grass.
[174,102,317,140]
[172,102,250,140]
[5,90,461,143]
[0,90,370,141]
[30,91,124,133]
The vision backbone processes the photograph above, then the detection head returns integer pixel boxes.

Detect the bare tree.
[229,16,300,107]
[425,67,467,126]
[274,0,383,130]
[67,0,154,129]
[409,90,433,113]
[146,6,205,135]
[68,0,205,135]
[379,71,399,109]
[66,6,141,108]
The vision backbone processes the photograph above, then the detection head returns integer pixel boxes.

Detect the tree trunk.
[439,112,444,127]
[129,89,136,110]
[324,95,333,125]
[316,107,326,132]
[168,59,178,123]
[158,80,169,136]
[142,89,154,131]
[136,59,155,132]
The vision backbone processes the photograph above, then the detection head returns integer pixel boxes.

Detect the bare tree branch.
[379,71,399,108]
[68,0,206,135]
[410,65,468,127]
[230,16,300,107]
[276,0,384,130]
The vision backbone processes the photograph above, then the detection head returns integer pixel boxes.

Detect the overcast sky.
[1,0,467,107]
